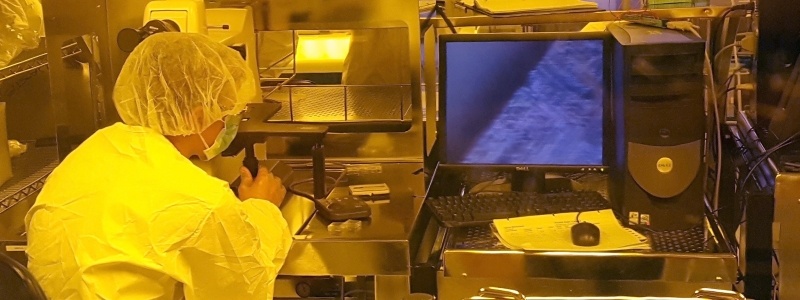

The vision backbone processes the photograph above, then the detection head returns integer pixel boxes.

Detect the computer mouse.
[571,222,600,247]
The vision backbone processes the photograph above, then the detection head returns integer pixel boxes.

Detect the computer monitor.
[438,32,611,192]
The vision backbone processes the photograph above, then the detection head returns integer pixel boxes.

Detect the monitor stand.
[510,170,546,193]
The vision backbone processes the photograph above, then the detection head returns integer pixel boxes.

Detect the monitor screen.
[439,33,609,168]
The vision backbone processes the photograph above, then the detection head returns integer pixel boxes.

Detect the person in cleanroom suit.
[25,32,292,300]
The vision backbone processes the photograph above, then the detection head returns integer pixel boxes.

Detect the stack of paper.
[465,0,600,16]
[492,209,651,252]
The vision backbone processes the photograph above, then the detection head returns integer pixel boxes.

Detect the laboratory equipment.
[317,195,371,221]
[426,29,736,299]
[425,191,610,228]
[220,102,328,199]
[438,32,610,192]
[348,183,390,197]
[220,102,374,221]
[117,0,262,103]
[607,23,706,231]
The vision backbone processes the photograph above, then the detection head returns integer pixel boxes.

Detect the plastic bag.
[8,140,27,157]
[0,0,44,67]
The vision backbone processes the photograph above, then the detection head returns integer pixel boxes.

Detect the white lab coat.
[25,123,292,300]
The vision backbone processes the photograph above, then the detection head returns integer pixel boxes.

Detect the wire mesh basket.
[265,84,413,122]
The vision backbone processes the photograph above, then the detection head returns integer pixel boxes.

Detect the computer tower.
[608,23,707,231]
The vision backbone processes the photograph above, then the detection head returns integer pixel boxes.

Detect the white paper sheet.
[492,209,651,252]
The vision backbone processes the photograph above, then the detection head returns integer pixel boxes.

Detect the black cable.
[734,131,800,226]
[711,2,755,57]
[287,186,315,200]
[738,132,800,191]
[720,65,746,93]
[420,6,438,33]
[420,2,457,34]
[773,249,780,266]
[287,176,337,200]
[718,86,738,99]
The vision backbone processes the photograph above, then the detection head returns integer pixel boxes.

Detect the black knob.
[117,27,144,52]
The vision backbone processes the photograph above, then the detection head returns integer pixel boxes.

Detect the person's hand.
[237,166,286,207]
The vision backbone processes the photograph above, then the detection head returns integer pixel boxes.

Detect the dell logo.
[656,157,673,174]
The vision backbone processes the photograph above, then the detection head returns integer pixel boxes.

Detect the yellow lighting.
[296,34,352,62]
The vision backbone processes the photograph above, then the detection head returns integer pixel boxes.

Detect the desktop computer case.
[608,23,707,231]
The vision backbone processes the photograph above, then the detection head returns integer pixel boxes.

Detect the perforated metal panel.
[450,226,506,250]
[345,85,409,120]
[267,85,411,122]
[643,225,708,253]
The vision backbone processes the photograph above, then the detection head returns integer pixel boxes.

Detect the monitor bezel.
[437,31,613,172]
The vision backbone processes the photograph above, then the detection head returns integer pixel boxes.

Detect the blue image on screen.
[444,39,604,166]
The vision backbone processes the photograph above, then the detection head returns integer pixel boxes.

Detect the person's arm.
[179,193,292,300]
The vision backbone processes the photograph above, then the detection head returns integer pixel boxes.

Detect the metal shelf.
[0,42,82,83]
[0,146,58,214]
[425,6,727,28]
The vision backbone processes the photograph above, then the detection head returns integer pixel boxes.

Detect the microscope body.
[121,0,261,104]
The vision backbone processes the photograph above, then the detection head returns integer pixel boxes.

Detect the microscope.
[116,0,371,221]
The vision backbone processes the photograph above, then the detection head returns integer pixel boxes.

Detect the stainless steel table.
[276,162,427,299]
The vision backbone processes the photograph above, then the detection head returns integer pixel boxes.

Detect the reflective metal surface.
[438,247,736,299]
[280,163,426,276]
[427,6,728,27]
[466,288,745,300]
[43,0,153,158]
[443,274,735,300]
[774,173,800,300]
[261,0,417,31]
[256,0,425,161]
[428,167,737,299]
[375,275,412,300]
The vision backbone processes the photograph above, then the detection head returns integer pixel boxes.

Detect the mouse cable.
[287,176,338,200]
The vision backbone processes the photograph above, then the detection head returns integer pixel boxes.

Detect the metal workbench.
[274,162,428,299]
[424,168,738,299]
[437,226,737,299]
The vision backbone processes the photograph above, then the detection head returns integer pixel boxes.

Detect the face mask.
[199,114,242,161]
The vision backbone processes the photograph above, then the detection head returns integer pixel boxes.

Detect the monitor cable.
[421,0,458,34]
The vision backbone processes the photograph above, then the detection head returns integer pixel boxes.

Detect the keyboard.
[426,191,611,228]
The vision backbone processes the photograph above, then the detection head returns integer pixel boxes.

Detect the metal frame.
[0,147,59,215]
[254,0,425,161]
[0,43,81,84]
[0,175,48,215]
[0,42,81,215]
